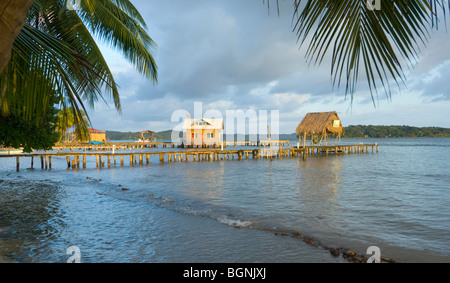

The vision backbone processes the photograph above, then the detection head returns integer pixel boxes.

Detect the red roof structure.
[88,128,105,132]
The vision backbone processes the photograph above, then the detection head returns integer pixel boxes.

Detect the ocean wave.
[215,215,256,228]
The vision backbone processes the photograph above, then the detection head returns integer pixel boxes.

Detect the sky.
[87,0,450,134]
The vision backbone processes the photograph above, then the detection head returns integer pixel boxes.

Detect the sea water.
[0,138,449,263]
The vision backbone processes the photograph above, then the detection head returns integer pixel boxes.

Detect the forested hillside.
[344,125,450,138]
[105,126,450,141]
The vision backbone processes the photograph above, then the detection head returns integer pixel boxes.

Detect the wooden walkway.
[50,140,291,152]
[223,140,290,147]
[52,141,176,152]
[1,144,378,171]
[296,144,379,155]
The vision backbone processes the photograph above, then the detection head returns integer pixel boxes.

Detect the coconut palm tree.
[0,0,157,137]
[56,107,89,142]
[0,0,35,73]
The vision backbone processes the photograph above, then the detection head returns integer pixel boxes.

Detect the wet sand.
[0,256,13,263]
[0,228,13,263]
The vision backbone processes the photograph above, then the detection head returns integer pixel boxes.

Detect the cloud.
[87,0,450,132]
[412,59,450,101]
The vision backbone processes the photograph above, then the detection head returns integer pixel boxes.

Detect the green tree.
[0,0,157,137]
[55,107,89,142]
[0,95,59,153]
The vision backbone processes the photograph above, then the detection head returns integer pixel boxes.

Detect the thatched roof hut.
[296,111,344,146]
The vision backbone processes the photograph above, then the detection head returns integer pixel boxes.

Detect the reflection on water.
[298,157,342,214]
[0,180,63,262]
[1,138,450,263]
[181,162,225,201]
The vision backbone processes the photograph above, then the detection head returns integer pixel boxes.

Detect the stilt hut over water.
[182,118,224,147]
[87,128,106,143]
[295,111,344,147]
[68,128,106,143]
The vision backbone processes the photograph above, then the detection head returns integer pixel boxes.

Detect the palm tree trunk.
[0,0,35,74]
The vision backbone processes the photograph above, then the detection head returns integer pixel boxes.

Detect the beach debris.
[303,237,319,247]
[86,177,103,182]
[272,231,397,263]
[328,248,341,257]
[343,249,356,259]
[292,231,301,237]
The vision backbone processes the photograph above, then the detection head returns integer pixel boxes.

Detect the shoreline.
[0,255,13,263]
[0,244,13,263]
[273,231,396,263]
[0,230,13,263]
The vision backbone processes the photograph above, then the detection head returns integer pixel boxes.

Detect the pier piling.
[2,144,378,171]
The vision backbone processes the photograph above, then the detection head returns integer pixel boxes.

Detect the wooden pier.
[52,141,177,152]
[49,140,291,152]
[295,144,379,156]
[223,140,290,147]
[1,144,378,171]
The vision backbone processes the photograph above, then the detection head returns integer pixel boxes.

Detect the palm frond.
[80,0,158,82]
[1,23,98,127]
[1,0,158,135]
[291,0,448,103]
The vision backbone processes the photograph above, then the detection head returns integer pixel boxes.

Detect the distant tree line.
[106,130,177,141]
[344,125,450,138]
[105,125,450,142]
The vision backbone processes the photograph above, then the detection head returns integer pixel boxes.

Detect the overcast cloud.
[88,0,450,134]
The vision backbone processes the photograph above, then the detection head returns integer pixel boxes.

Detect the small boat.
[88,141,104,145]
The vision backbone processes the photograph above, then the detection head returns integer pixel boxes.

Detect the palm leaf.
[1,0,158,136]
[79,0,158,82]
[291,0,448,103]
